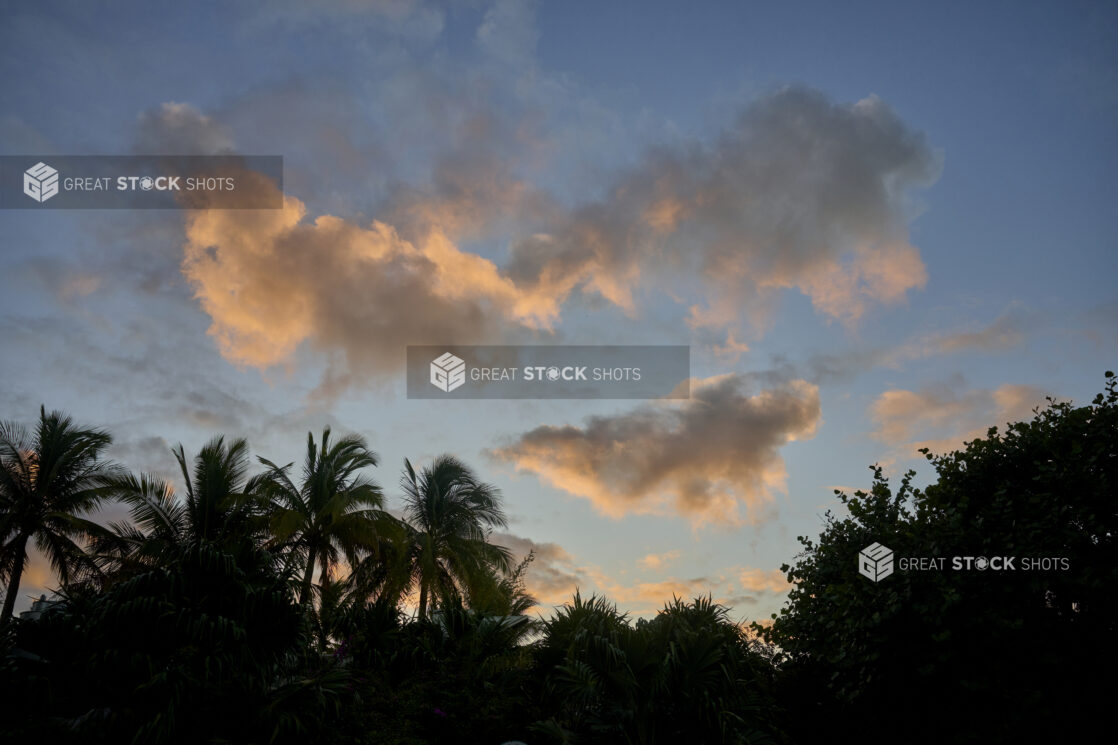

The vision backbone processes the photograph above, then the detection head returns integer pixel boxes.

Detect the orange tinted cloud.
[495,533,791,616]
[583,564,792,616]
[783,240,929,323]
[490,375,821,525]
[871,381,1050,458]
[738,568,791,594]
[638,550,681,570]
[492,532,586,605]
[614,578,713,605]
[711,331,750,362]
[181,191,570,396]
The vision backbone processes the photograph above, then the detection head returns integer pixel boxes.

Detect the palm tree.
[258,427,388,606]
[174,436,266,547]
[87,436,267,579]
[399,455,512,619]
[0,407,117,627]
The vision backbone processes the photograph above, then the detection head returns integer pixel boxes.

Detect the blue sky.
[1,0,1115,617]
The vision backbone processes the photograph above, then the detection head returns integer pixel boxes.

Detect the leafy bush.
[2,543,307,744]
[762,372,1117,744]
[534,593,784,744]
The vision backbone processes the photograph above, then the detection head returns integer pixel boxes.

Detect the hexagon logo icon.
[430,352,466,393]
[24,162,59,203]
[859,542,894,582]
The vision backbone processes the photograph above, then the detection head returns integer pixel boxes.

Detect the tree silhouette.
[534,593,781,744]
[86,436,269,583]
[0,407,116,627]
[257,427,389,606]
[762,372,1118,744]
[399,455,512,619]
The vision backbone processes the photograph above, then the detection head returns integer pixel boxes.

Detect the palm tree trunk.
[1,534,30,628]
[298,548,317,605]
[418,581,428,620]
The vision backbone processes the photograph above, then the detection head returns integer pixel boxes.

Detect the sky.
[1,0,1115,619]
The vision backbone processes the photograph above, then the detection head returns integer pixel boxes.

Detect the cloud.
[106,434,176,477]
[710,331,750,362]
[476,0,539,67]
[181,190,571,397]
[494,532,791,616]
[928,311,1028,355]
[494,534,714,612]
[490,374,821,525]
[491,532,587,605]
[638,550,681,570]
[580,564,792,617]
[506,86,939,328]
[758,307,1034,386]
[134,102,234,154]
[870,380,1051,458]
[20,258,103,304]
[607,577,714,606]
[382,140,560,244]
[738,568,791,594]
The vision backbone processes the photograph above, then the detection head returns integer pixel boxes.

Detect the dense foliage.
[761,372,1116,743]
[1,373,1113,742]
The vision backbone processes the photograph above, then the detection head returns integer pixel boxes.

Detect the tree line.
[1,372,1114,743]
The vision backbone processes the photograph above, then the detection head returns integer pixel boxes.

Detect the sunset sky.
[1,0,1115,618]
